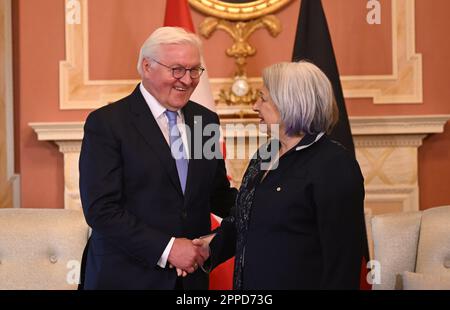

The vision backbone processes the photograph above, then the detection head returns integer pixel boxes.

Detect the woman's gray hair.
[137,27,202,76]
[262,61,338,136]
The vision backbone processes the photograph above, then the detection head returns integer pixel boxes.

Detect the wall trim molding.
[354,135,426,148]
[59,0,422,110]
[30,115,450,141]
[341,0,423,104]
[365,185,419,212]
[29,122,84,141]
[350,115,450,135]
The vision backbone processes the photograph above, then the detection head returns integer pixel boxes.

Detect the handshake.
[167,234,215,277]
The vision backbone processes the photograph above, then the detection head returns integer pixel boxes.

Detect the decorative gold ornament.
[200,16,280,76]
[188,0,292,21]
[199,15,281,106]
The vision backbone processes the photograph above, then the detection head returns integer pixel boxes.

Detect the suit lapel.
[128,85,183,196]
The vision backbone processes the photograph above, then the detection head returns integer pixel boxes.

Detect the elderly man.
[79,27,236,290]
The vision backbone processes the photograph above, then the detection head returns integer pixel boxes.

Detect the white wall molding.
[29,122,84,141]
[350,115,450,135]
[354,135,427,148]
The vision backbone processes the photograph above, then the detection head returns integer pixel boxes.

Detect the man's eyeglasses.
[151,58,205,79]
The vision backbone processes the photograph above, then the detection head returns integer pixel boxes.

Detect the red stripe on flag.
[359,255,372,290]
[209,214,234,290]
[164,0,195,32]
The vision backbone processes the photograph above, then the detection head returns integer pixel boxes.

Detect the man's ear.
[142,58,152,74]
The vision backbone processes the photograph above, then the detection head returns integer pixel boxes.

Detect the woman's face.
[253,86,282,135]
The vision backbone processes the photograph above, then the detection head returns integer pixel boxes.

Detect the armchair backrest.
[415,206,450,275]
[0,208,89,290]
[370,205,450,290]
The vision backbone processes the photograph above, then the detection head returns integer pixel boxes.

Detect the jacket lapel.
[127,85,183,196]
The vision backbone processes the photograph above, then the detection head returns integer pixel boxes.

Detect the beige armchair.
[0,208,89,290]
[370,205,450,290]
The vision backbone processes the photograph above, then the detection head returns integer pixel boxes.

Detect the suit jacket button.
[181,211,187,220]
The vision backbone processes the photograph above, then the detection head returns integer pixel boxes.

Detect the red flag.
[164,0,195,32]
[164,0,234,290]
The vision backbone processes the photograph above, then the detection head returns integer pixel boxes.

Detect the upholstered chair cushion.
[0,209,89,289]
[415,206,450,277]
[402,271,450,290]
[371,211,422,290]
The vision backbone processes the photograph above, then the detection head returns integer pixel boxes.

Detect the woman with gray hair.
[201,61,367,289]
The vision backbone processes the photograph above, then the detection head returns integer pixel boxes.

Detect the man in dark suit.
[79,27,236,290]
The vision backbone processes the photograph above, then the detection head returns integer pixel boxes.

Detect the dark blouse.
[210,133,367,289]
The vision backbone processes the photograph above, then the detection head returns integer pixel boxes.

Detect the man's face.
[142,43,201,111]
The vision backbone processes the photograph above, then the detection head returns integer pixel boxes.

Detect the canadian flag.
[164,0,234,290]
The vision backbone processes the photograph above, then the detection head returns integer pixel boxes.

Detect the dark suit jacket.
[209,134,367,289]
[79,85,236,290]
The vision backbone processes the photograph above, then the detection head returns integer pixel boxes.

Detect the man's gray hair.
[262,61,338,136]
[137,27,202,76]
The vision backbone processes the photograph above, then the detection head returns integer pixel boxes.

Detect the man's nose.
[179,71,193,84]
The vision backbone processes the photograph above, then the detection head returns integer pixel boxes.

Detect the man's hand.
[168,238,209,274]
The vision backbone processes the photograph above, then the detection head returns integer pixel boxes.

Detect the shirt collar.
[139,83,182,119]
[295,132,325,151]
[262,132,325,162]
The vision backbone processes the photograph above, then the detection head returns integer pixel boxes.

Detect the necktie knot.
[164,110,178,123]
